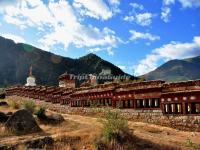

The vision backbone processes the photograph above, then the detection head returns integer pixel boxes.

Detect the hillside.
[0,36,127,87]
[142,56,200,82]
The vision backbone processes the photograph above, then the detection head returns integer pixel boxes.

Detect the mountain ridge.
[0,36,128,87]
[142,56,200,82]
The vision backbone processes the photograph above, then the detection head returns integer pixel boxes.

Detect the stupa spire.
[25,65,36,86]
[29,66,33,76]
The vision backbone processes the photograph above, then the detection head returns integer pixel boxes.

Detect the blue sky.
[0,0,200,76]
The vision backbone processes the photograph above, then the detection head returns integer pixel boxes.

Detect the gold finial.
[29,66,33,76]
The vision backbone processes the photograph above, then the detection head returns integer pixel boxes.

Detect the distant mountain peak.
[79,53,100,59]
[142,55,200,82]
[0,37,127,87]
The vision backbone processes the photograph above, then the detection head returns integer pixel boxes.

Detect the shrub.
[22,101,36,114]
[99,109,128,140]
[186,138,199,150]
[35,106,46,119]
[0,88,6,99]
[8,100,20,109]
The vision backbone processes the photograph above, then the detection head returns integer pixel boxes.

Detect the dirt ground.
[0,102,200,149]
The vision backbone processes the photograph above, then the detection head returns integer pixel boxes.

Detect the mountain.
[0,36,128,87]
[142,56,200,82]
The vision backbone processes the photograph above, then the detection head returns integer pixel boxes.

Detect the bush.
[35,106,46,119]
[100,109,128,140]
[0,89,6,99]
[22,101,36,114]
[8,100,20,109]
[186,138,199,150]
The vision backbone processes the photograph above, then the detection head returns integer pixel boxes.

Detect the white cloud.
[107,0,121,14]
[89,46,114,56]
[118,65,126,70]
[129,30,160,41]
[134,36,200,75]
[123,16,134,22]
[1,34,25,43]
[124,12,154,26]
[135,12,154,26]
[124,3,155,26]
[1,0,121,55]
[161,7,171,22]
[161,0,200,22]
[108,0,120,5]
[163,0,175,5]
[178,0,200,8]
[163,0,200,8]
[130,3,144,10]
[0,0,20,9]
[73,0,114,20]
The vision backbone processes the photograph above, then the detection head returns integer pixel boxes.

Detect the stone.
[0,101,8,106]
[0,93,5,99]
[6,112,13,116]
[5,109,41,135]
[25,136,54,149]
[0,112,9,123]
[46,113,64,124]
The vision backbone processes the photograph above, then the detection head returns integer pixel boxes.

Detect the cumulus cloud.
[0,0,19,6]
[124,12,154,26]
[129,3,144,10]
[161,7,171,23]
[89,46,114,56]
[123,16,134,22]
[135,12,154,26]
[107,0,121,14]
[1,34,25,43]
[129,30,160,41]
[123,3,154,27]
[73,0,120,20]
[1,0,121,55]
[178,0,200,8]
[134,36,200,75]
[161,0,200,22]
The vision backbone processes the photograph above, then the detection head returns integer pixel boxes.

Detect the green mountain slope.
[142,56,200,82]
[0,36,127,87]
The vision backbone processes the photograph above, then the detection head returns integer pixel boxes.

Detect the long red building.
[5,79,200,115]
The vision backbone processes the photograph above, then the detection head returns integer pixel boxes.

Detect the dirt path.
[1,109,200,149]
[59,112,200,150]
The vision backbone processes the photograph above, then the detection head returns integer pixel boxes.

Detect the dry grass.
[0,124,13,138]
[6,97,22,110]
[2,96,200,150]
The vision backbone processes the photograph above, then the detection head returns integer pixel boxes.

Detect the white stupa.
[25,66,36,86]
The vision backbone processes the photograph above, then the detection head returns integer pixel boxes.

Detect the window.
[137,100,140,108]
[195,104,200,113]
[171,104,175,113]
[165,104,168,113]
[177,104,182,113]
[143,99,146,107]
[125,100,129,108]
[155,99,158,107]
[130,100,134,108]
[185,103,200,114]
[149,99,152,107]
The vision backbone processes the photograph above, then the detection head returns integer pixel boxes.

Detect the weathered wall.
[14,96,200,132]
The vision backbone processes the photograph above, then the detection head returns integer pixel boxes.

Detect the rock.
[25,136,54,149]
[0,112,9,123]
[0,101,8,106]
[6,112,13,116]
[46,114,64,124]
[0,93,5,99]
[5,109,41,135]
